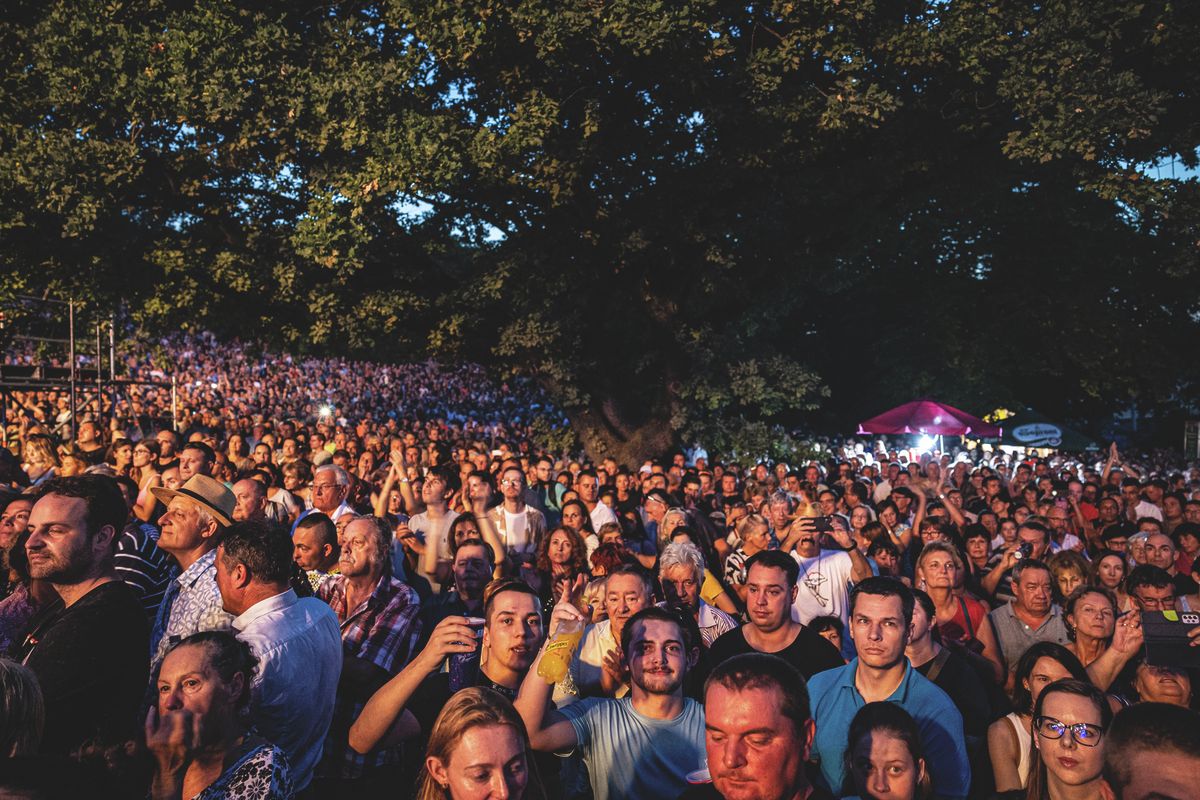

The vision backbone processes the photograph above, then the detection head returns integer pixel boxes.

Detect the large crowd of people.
[0,337,1199,799]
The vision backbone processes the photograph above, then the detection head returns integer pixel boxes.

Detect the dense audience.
[1,337,1199,799]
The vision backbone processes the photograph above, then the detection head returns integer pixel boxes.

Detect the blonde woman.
[915,541,1005,683]
[20,434,59,488]
[417,687,544,800]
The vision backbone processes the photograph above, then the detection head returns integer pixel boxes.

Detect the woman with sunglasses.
[1026,678,1112,800]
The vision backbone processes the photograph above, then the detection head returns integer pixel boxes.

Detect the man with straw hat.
[148,474,237,668]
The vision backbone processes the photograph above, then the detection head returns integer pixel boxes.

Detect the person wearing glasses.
[1026,678,1112,800]
[485,464,547,575]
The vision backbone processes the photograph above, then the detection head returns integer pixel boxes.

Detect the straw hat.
[150,474,235,527]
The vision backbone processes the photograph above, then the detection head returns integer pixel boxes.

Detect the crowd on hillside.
[0,338,1197,799]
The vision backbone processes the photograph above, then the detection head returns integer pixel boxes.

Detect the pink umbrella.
[857,399,1002,438]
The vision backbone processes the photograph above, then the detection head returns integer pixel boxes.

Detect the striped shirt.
[114,521,171,619]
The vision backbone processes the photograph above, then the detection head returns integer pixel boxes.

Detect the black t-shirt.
[913,647,995,739]
[678,780,836,800]
[15,580,150,753]
[708,624,844,679]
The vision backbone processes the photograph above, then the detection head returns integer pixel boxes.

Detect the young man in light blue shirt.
[807,577,971,799]
[516,603,706,800]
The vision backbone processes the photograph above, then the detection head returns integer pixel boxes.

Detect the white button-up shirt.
[233,589,342,791]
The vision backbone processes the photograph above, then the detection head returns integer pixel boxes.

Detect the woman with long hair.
[1088,550,1128,612]
[20,434,59,488]
[416,686,544,800]
[844,701,930,800]
[987,643,1089,796]
[1025,679,1111,800]
[530,526,589,615]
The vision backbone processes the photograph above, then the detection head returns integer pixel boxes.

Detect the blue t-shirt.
[807,658,970,799]
[559,695,705,800]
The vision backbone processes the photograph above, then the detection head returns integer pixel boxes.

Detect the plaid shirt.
[316,572,422,779]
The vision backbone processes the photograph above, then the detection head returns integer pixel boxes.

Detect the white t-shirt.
[589,500,619,531]
[790,549,855,629]
[503,508,530,555]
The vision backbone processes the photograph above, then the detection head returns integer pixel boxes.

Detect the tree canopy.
[2,1,1198,460]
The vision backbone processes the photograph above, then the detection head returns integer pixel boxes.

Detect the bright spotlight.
[917,435,935,452]
[319,404,333,417]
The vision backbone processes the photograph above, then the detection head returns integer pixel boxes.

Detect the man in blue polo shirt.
[807,577,970,799]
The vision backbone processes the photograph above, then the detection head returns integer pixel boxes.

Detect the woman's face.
[133,443,154,467]
[1068,592,1115,640]
[1096,555,1125,589]
[561,504,584,532]
[816,627,842,653]
[1025,657,1074,710]
[1057,569,1084,599]
[662,512,685,539]
[1134,663,1193,707]
[919,551,958,590]
[0,498,33,551]
[114,444,133,464]
[965,536,989,562]
[156,644,241,744]
[430,723,528,800]
[1035,691,1105,788]
[999,520,1018,543]
[548,531,573,565]
[850,728,925,800]
[454,522,481,548]
[879,507,897,527]
[851,506,870,530]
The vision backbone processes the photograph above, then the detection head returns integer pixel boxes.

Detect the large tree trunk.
[568,396,677,468]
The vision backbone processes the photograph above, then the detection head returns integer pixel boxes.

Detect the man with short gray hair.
[310,463,354,522]
[659,541,739,648]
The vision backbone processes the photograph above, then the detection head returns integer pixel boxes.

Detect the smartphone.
[1142,611,1200,669]
[812,515,833,533]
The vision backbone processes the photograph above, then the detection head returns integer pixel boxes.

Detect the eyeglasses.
[500,479,522,487]
[1034,716,1104,747]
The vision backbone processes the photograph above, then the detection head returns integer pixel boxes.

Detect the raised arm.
[514,600,585,753]
[349,616,479,754]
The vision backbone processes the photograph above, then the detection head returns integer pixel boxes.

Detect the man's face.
[483,590,544,674]
[0,498,33,551]
[76,422,98,445]
[156,432,177,457]
[1046,508,1069,532]
[744,565,795,634]
[849,593,910,670]
[339,519,380,580]
[453,544,492,600]
[604,573,650,636]
[625,618,688,696]
[421,474,450,506]
[25,494,103,583]
[1186,503,1200,525]
[231,479,265,522]
[162,467,182,491]
[575,475,599,503]
[535,461,552,482]
[292,526,330,571]
[705,683,812,800]
[157,497,209,554]
[499,469,524,501]
[178,447,210,480]
[1145,533,1175,571]
[1014,567,1053,616]
[1122,484,1142,508]
[890,493,910,513]
[1102,747,1200,800]
[661,564,700,613]
[1131,582,1176,612]
[311,473,348,513]
[1018,527,1049,560]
